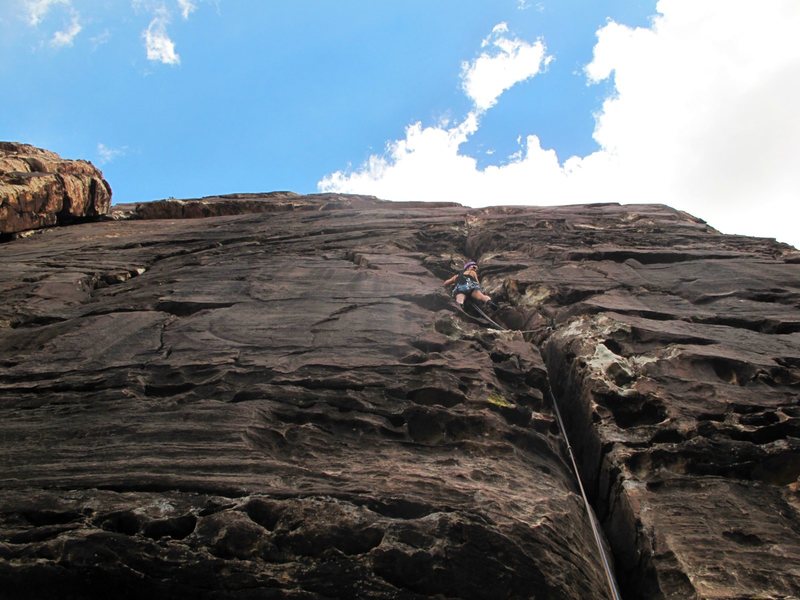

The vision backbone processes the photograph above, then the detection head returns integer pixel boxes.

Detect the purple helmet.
[463,260,477,270]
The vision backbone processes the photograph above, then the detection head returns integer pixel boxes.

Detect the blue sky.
[2,1,799,248]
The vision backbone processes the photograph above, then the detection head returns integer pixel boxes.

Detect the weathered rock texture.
[0,194,798,599]
[110,193,460,222]
[112,193,309,220]
[0,142,112,235]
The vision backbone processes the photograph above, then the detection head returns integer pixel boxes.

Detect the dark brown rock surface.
[0,142,112,235]
[110,193,461,221]
[0,194,798,599]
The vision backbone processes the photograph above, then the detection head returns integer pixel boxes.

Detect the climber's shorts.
[452,281,482,296]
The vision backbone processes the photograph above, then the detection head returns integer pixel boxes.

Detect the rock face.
[110,193,461,221]
[0,142,112,235]
[0,194,798,599]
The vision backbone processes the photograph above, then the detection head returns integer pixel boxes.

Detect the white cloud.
[49,9,80,47]
[580,0,800,245]
[319,2,800,249]
[97,143,127,165]
[25,0,68,26]
[177,0,197,20]
[24,0,82,49]
[90,29,111,49]
[461,22,551,111]
[143,7,180,65]
[517,0,544,11]
[321,114,484,202]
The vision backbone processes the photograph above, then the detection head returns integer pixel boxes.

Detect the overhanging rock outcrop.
[0,194,798,599]
[0,142,111,235]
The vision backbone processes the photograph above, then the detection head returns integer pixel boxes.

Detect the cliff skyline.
[2,1,799,247]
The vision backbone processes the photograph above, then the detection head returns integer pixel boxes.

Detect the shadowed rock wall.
[0,194,798,599]
[464,205,800,598]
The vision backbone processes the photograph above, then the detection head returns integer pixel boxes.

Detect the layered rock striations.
[466,205,800,598]
[0,194,798,599]
[0,142,111,235]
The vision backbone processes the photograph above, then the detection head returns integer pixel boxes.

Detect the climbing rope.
[463,300,623,600]
[547,386,623,600]
[465,301,506,330]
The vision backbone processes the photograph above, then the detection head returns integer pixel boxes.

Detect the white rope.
[547,386,623,600]
[464,300,623,599]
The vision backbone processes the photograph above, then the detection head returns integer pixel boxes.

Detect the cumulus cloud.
[322,115,484,202]
[49,9,81,47]
[461,22,551,111]
[580,0,800,244]
[319,3,800,248]
[143,7,180,65]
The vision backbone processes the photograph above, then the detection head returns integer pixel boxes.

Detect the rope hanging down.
[464,301,623,600]
[464,302,506,330]
[547,386,623,600]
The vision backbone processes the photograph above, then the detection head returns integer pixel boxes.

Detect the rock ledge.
[0,142,111,235]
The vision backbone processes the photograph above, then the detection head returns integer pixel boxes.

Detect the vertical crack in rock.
[479,204,800,599]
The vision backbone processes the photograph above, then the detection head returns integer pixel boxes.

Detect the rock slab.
[0,142,112,235]
[0,194,799,599]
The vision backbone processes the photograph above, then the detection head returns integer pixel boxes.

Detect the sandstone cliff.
[0,193,798,599]
[0,142,111,236]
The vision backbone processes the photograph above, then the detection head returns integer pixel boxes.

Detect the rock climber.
[442,260,493,307]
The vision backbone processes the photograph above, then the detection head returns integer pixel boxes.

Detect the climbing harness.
[457,299,623,600]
